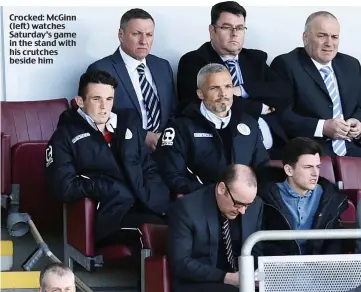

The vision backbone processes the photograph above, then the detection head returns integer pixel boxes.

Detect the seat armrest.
[1,133,11,194]
[66,197,96,256]
[145,256,171,292]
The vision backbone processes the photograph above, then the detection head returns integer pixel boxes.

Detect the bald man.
[39,263,75,292]
[167,164,263,292]
[271,11,361,157]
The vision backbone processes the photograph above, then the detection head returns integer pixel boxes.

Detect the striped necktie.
[320,66,347,156]
[221,216,236,271]
[136,63,161,132]
[225,60,241,87]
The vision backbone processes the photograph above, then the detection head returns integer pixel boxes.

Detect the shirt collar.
[310,57,333,73]
[119,45,147,72]
[77,108,117,133]
[282,179,313,198]
[200,102,231,129]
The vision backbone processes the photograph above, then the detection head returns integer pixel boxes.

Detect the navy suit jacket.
[271,47,361,156]
[87,49,178,132]
[167,184,263,289]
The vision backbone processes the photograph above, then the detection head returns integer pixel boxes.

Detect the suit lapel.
[332,58,348,102]
[146,56,165,126]
[203,185,220,266]
[237,52,253,84]
[111,50,142,117]
[300,49,329,96]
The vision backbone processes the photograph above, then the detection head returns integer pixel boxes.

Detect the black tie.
[136,64,161,132]
[222,216,236,271]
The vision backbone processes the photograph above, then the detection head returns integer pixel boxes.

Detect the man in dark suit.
[177,1,291,158]
[271,11,361,157]
[87,8,178,151]
[167,164,263,292]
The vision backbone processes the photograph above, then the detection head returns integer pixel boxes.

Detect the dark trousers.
[96,210,166,290]
[176,283,238,292]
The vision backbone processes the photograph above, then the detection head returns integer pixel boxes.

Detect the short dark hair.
[77,70,118,100]
[282,137,323,167]
[120,8,154,29]
[39,263,73,289]
[219,164,257,188]
[211,1,247,25]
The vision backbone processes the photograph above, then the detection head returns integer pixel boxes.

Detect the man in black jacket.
[168,164,263,292]
[257,137,348,256]
[177,1,291,158]
[155,63,269,195]
[45,70,171,247]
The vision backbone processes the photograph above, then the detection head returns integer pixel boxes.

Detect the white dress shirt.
[118,46,159,130]
[311,58,342,137]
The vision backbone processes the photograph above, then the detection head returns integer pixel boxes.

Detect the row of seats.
[1,99,361,292]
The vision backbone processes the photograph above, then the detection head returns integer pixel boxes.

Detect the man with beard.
[154,63,269,195]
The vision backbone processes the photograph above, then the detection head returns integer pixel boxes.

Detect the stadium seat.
[63,198,136,272]
[335,156,361,206]
[1,99,69,232]
[270,155,336,183]
[141,223,170,292]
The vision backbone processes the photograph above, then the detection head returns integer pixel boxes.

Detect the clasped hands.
[323,118,361,140]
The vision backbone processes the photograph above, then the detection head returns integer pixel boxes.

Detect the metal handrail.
[239,228,361,292]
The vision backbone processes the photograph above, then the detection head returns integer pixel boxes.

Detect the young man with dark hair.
[168,164,263,292]
[257,137,349,256]
[87,8,178,152]
[177,1,291,159]
[45,70,170,248]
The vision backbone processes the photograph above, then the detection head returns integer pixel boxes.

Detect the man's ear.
[118,28,124,43]
[284,164,293,177]
[196,89,204,101]
[75,96,84,109]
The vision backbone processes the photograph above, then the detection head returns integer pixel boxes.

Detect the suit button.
[329,105,333,108]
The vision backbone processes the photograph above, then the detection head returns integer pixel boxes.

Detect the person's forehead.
[229,181,256,201]
[126,18,154,31]
[45,273,75,289]
[217,12,245,25]
[296,154,321,166]
[205,71,232,85]
[310,16,339,33]
[85,83,114,98]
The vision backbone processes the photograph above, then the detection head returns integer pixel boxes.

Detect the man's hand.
[145,131,161,152]
[233,86,242,97]
[224,272,239,286]
[261,104,275,115]
[323,118,350,139]
[346,118,361,139]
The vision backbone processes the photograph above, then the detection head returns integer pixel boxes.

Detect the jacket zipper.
[265,202,302,255]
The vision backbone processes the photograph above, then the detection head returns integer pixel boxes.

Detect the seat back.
[1,99,69,232]
[335,156,361,190]
[270,156,335,183]
[340,199,356,222]
[141,224,168,256]
[1,99,69,147]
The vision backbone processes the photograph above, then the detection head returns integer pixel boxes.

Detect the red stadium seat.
[141,223,171,292]
[1,98,69,232]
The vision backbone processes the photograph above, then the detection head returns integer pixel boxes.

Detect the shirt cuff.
[261,104,269,115]
[240,85,249,98]
[314,119,325,137]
